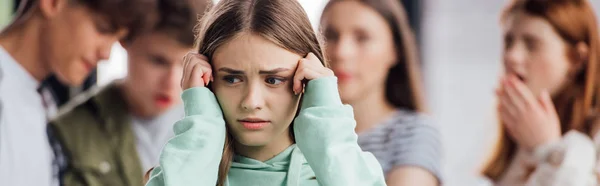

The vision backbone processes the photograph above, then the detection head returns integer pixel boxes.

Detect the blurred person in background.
[320,0,441,185]
[482,0,600,185]
[0,0,154,185]
[49,0,211,185]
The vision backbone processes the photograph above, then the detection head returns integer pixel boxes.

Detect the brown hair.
[194,0,326,185]
[322,0,425,112]
[484,0,600,181]
[145,0,212,46]
[11,0,156,41]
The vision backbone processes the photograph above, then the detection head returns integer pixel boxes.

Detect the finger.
[500,117,517,140]
[301,67,319,83]
[202,66,212,86]
[195,55,212,84]
[502,77,525,111]
[183,52,196,75]
[305,52,321,66]
[184,61,197,89]
[182,53,189,70]
[194,53,209,62]
[181,63,186,89]
[498,94,518,118]
[293,71,304,95]
[293,60,306,94]
[181,63,191,89]
[499,103,517,126]
[293,61,322,93]
[509,75,538,109]
[184,52,211,87]
[181,54,190,88]
[183,55,196,85]
[296,68,320,94]
[538,90,558,116]
[498,83,518,113]
[188,62,205,89]
[183,61,197,89]
[185,52,208,69]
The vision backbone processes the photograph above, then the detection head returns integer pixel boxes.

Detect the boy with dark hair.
[50,0,212,185]
[0,0,155,185]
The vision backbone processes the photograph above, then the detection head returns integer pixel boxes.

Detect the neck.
[349,88,397,134]
[234,129,294,162]
[0,18,50,81]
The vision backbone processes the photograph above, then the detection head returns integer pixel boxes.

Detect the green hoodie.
[146,77,386,186]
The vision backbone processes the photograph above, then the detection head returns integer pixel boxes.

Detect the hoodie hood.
[227,144,309,186]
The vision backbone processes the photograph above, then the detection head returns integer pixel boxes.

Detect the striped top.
[357,109,442,181]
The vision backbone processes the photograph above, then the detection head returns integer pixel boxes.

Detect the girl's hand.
[292,53,334,95]
[497,75,562,151]
[181,52,213,90]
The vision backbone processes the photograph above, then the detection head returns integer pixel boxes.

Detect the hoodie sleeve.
[524,131,597,186]
[293,76,387,186]
[145,87,226,186]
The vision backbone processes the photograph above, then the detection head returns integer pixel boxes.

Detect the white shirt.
[497,131,597,186]
[0,46,55,186]
[131,105,183,173]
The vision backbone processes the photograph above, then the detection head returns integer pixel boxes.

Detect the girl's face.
[212,33,302,147]
[502,11,575,96]
[321,1,397,104]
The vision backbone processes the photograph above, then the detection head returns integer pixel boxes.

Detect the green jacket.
[51,83,144,186]
[146,77,386,186]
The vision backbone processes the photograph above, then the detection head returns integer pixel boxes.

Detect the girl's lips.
[238,118,270,130]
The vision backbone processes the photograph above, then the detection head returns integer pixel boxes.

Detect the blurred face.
[123,32,188,117]
[212,33,301,147]
[503,11,574,96]
[321,1,397,104]
[41,3,127,86]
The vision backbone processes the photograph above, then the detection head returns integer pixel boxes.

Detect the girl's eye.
[223,76,242,84]
[265,77,285,85]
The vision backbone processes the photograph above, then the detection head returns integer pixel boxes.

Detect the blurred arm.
[386,166,439,186]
